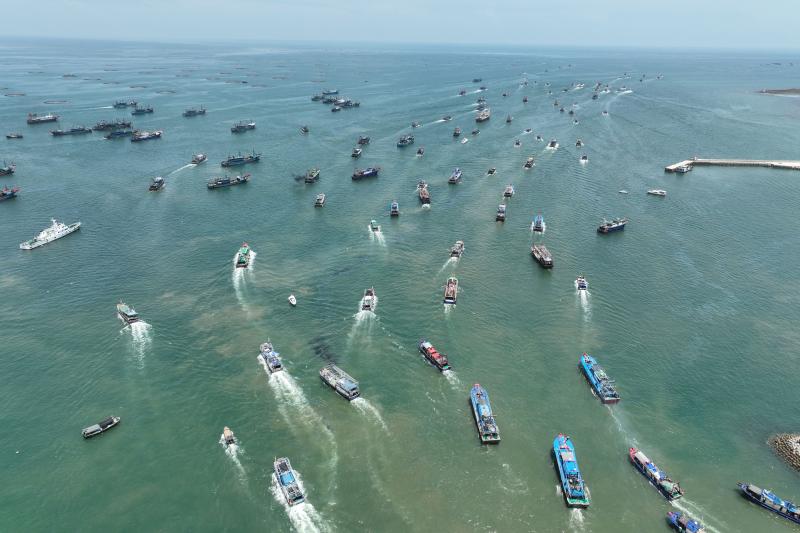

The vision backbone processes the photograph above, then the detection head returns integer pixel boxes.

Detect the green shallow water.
[1,39,799,532]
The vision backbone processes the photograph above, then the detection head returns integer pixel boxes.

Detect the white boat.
[20,219,81,250]
[618,190,629,194]
[647,189,667,197]
[222,426,236,446]
[288,294,297,306]
[461,137,469,144]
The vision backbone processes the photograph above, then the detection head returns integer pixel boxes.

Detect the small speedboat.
[369,219,380,232]
[460,137,469,144]
[351,147,362,158]
[576,276,588,291]
[575,139,584,147]
[667,511,706,532]
[505,115,513,123]
[288,294,297,307]
[536,135,543,142]
[448,168,463,184]
[314,193,325,207]
[524,157,535,169]
[390,201,400,217]
[503,184,515,197]
[274,457,305,506]
[222,426,237,446]
[532,214,544,232]
[362,287,377,311]
[300,125,309,134]
[82,416,121,439]
[411,121,421,128]
[647,189,667,197]
[487,168,496,175]
[148,176,165,191]
[6,133,23,139]
[514,139,521,148]
[450,240,465,258]
[580,155,588,163]
[441,115,452,122]
[191,153,207,164]
[522,96,528,103]
[546,139,559,150]
[416,147,424,157]
[235,242,251,268]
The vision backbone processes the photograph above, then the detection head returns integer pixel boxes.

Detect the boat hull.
[469,386,500,444]
[553,435,591,508]
[738,483,800,525]
[19,223,80,250]
[629,449,682,500]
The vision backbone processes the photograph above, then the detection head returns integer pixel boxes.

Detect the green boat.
[235,242,251,268]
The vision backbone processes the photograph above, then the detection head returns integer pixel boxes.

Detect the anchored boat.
[130,105,154,115]
[182,106,206,117]
[738,483,800,525]
[304,168,320,183]
[397,134,414,147]
[579,353,620,403]
[221,150,261,167]
[116,301,139,325]
[597,218,628,233]
[418,339,451,371]
[20,219,81,250]
[51,126,92,136]
[443,277,458,305]
[314,193,326,207]
[82,416,120,439]
[27,113,58,124]
[105,130,133,139]
[553,434,590,508]
[352,167,380,180]
[319,363,360,400]
[231,121,256,133]
[130,130,162,142]
[531,244,553,268]
[476,108,491,122]
[274,457,305,506]
[93,119,131,131]
[667,511,705,532]
[235,242,251,268]
[207,174,250,189]
[417,181,431,204]
[351,147,362,158]
[448,168,463,184]
[0,186,19,202]
[495,204,506,222]
[259,341,283,373]
[629,448,683,500]
[470,384,500,443]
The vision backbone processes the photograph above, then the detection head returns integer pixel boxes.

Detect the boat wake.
[568,508,585,531]
[443,303,455,315]
[352,397,389,433]
[232,251,256,302]
[269,473,329,533]
[126,321,152,364]
[670,499,726,533]
[439,256,458,273]
[531,222,546,233]
[368,226,386,245]
[443,369,461,388]
[219,435,247,482]
[169,163,194,175]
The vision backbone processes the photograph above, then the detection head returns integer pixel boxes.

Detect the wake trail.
[169,163,194,175]
[219,435,247,483]
[670,499,726,533]
[443,369,461,390]
[124,321,152,366]
[352,397,389,433]
[269,472,330,533]
[438,256,457,273]
[568,508,586,532]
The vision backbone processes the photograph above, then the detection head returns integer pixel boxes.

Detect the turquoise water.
[1,39,800,532]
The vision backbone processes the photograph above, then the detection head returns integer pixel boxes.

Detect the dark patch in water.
[310,336,336,362]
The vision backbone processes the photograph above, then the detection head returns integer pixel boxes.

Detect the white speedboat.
[20,219,81,250]
[461,137,469,144]
[288,294,297,306]
[222,426,237,446]
[647,189,667,197]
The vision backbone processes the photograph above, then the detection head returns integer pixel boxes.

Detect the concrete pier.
[665,158,800,173]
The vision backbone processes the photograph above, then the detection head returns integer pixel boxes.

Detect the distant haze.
[4,0,800,49]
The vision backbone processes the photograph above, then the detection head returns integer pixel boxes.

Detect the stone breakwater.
[768,433,800,470]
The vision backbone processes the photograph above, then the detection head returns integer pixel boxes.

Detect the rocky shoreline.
[768,433,800,470]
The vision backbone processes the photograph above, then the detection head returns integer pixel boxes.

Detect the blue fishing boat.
[597,217,628,233]
[553,434,590,508]
[273,457,305,506]
[352,167,380,180]
[259,341,283,373]
[579,353,620,404]
[0,186,19,202]
[629,448,683,500]
[469,384,500,444]
[532,214,544,232]
[738,483,800,525]
[221,150,261,167]
[667,511,705,532]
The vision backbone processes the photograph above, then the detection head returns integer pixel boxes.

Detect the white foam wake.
[670,499,725,533]
[368,225,386,245]
[443,369,461,388]
[170,163,194,175]
[568,508,585,531]
[219,434,247,482]
[439,256,458,273]
[269,472,329,533]
[126,321,152,365]
[352,397,389,433]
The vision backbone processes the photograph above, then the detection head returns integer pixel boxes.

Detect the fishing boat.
[476,108,491,122]
[130,130,162,142]
[6,133,23,139]
[20,219,81,250]
[503,185,515,197]
[532,214,545,232]
[450,240,465,258]
[580,353,620,403]
[416,147,424,157]
[418,339,451,371]
[495,204,506,222]
[351,147,362,158]
[301,168,320,183]
[647,189,667,196]
[191,153,207,164]
[221,150,261,167]
[522,96,528,103]
[0,186,19,202]
[472,78,482,83]
[531,244,553,268]
[362,287,377,311]
[259,341,283,373]
[397,134,414,147]
[357,135,371,145]
[390,201,399,217]
[352,167,380,180]
[182,106,206,117]
[597,218,628,233]
[207,174,250,189]
[443,277,458,305]
[0,161,16,176]
[417,181,431,204]
[369,219,380,233]
[738,483,800,525]
[319,363,360,400]
[411,122,421,128]
[230,121,256,133]
[222,426,236,446]
[441,115,452,122]
[51,126,92,136]
[314,193,326,207]
[82,416,121,439]
[629,448,683,500]
[487,168,496,175]
[667,512,706,532]
[116,301,139,325]
[448,168,463,184]
[148,176,165,191]
[300,125,310,134]
[553,434,591,508]
[273,457,305,506]
[26,113,58,124]
[576,275,588,291]
[93,119,131,131]
[470,384,500,443]
[452,127,461,137]
[546,139,559,150]
[105,130,133,139]
[130,105,154,115]
[235,242,251,268]
[288,294,297,306]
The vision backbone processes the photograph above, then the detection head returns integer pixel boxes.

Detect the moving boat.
[273,457,306,506]
[319,363,360,400]
[647,189,667,196]
[314,193,326,207]
[369,219,380,233]
[191,153,207,164]
[113,100,136,108]
[416,147,424,157]
[576,139,584,147]
[487,167,496,175]
[26,113,58,124]
[130,105,154,115]
[629,448,683,500]
[235,242,251,268]
[524,157,535,169]
[130,130,162,142]
[6,133,23,139]
[362,287,377,311]
[579,353,620,403]
[443,277,458,305]
[148,176,165,191]
[667,512,706,533]
[506,115,513,123]
[230,121,256,133]
[321,89,338,95]
[0,161,16,176]
[531,244,553,268]
[116,301,140,325]
[0,186,19,202]
[553,434,591,508]
[82,416,121,439]
[51,125,92,136]
[357,135,371,145]
[448,168,462,184]
[352,167,380,180]
[580,155,588,163]
[441,115,452,122]
[452,127,461,137]
[182,106,206,117]
[524,128,532,134]
[532,214,545,232]
[513,139,521,148]
[495,204,506,222]
[93,119,131,131]
[460,137,469,144]
[397,134,414,147]
[503,184,515,197]
[351,147,362,158]
[300,125,309,134]
[288,294,297,306]
[20,218,81,250]
[546,139,559,150]
[576,275,588,291]
[476,108,491,122]
[418,339,451,371]
[450,240,465,258]
[417,181,430,204]
[259,341,283,373]
[221,150,261,167]
[737,483,800,525]
[222,426,236,446]
[105,130,133,139]
[304,168,321,183]
[411,122,421,128]
[470,384,500,443]
[390,201,399,217]
[597,217,628,233]
[207,174,250,189]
